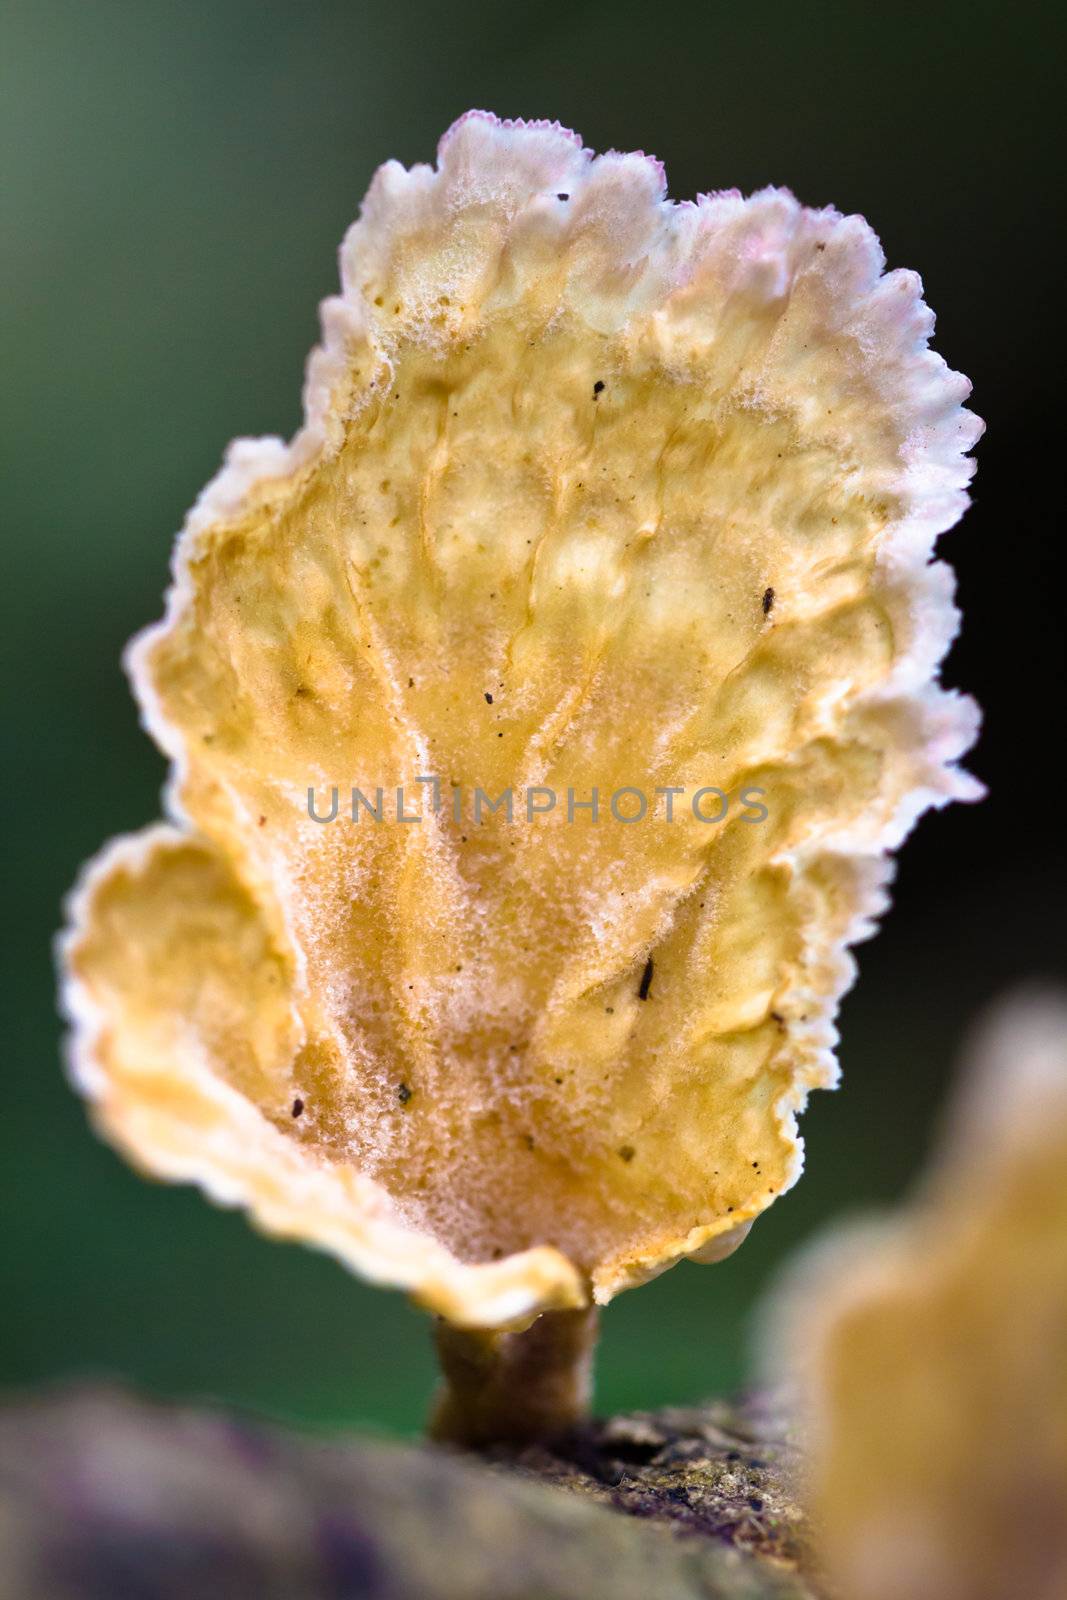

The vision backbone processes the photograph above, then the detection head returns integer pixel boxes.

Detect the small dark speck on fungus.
[484,691,493,703]
[638,958,654,1001]
[397,1083,412,1105]
[619,1144,636,1163]
[291,1098,304,1118]
[593,380,605,397]
[762,586,775,615]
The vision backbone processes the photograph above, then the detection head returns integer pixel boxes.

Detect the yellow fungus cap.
[60,112,981,1328]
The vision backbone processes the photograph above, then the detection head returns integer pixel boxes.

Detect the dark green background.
[3,0,1063,1434]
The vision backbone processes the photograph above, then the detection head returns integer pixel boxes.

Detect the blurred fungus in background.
[765,992,1067,1600]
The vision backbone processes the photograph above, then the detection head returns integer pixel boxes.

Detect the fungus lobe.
[61,111,980,1332]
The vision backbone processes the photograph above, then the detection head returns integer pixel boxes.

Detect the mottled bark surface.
[0,1388,821,1600]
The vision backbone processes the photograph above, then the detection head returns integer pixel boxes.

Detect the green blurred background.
[2,0,1063,1435]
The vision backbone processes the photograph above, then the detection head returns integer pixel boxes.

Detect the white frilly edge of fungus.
[62,111,983,1325]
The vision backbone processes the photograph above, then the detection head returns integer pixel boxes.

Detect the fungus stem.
[429,1305,599,1447]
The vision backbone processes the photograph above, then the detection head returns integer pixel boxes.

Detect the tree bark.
[0,1386,820,1600]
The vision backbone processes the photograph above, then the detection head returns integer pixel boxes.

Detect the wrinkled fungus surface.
[62,112,981,1327]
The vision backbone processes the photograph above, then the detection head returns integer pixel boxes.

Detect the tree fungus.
[61,112,980,1444]
[769,994,1067,1600]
